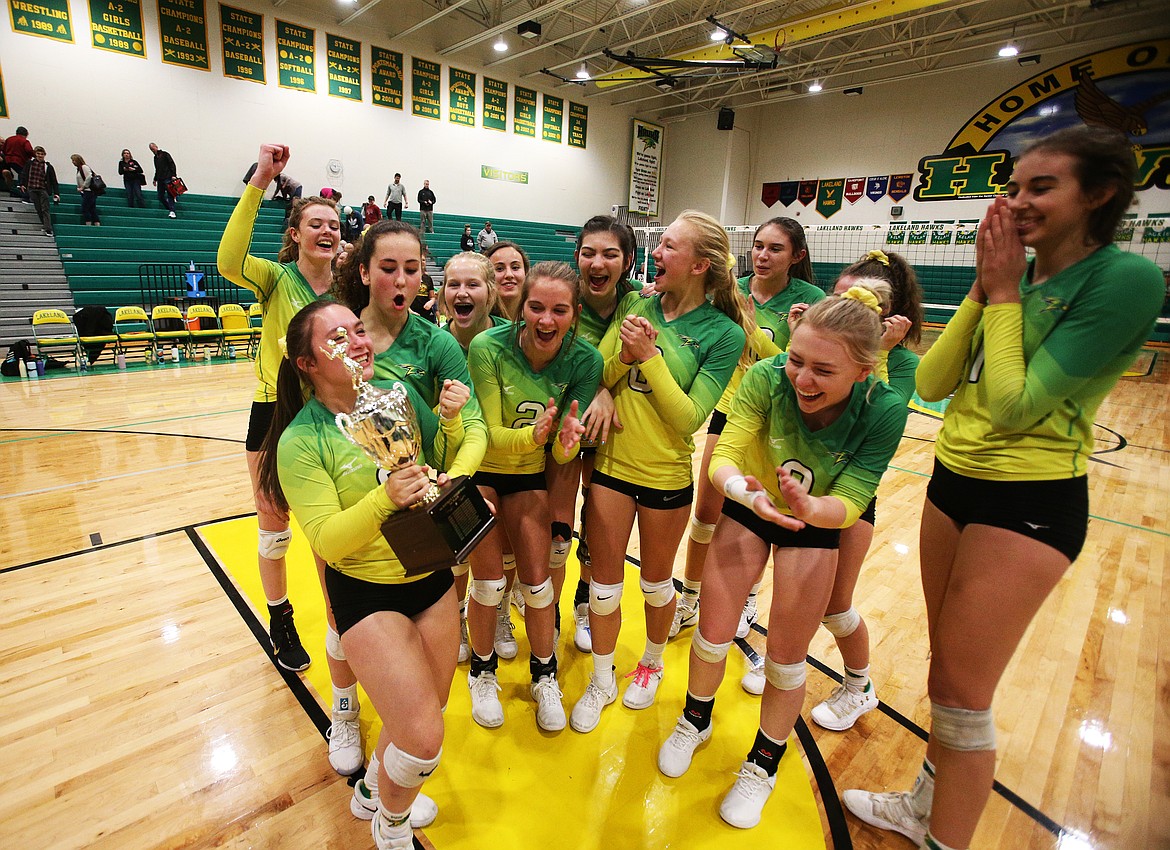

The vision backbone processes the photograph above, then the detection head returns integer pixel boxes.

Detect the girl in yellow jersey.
[258,301,458,850]
[569,211,749,733]
[844,127,1164,850]
[486,240,529,319]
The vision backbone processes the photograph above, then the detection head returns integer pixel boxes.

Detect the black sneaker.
[270,608,311,671]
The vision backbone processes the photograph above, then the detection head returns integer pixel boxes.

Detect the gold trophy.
[327,330,495,576]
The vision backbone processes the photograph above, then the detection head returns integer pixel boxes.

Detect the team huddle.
[218,127,1164,850]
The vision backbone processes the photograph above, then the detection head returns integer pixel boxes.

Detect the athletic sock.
[333,683,359,715]
[909,758,936,817]
[683,691,714,733]
[641,639,666,669]
[591,651,615,690]
[746,728,786,776]
[746,580,761,600]
[924,832,962,850]
[681,577,701,596]
[530,652,557,681]
[843,664,871,695]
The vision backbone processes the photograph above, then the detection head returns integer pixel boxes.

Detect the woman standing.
[844,126,1163,850]
[465,262,601,731]
[674,218,822,643]
[485,240,529,319]
[118,149,146,208]
[656,284,908,830]
[71,154,99,225]
[259,301,458,850]
[569,211,748,733]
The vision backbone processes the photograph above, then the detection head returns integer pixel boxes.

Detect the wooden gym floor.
[0,347,1165,849]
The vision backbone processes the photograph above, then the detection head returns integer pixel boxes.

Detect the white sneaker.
[741,658,765,695]
[494,603,518,660]
[168,211,176,218]
[510,584,526,615]
[409,792,438,828]
[351,780,437,829]
[811,682,879,731]
[669,593,698,638]
[569,679,618,733]
[573,603,592,653]
[621,662,664,709]
[719,761,777,829]
[468,671,504,728]
[371,809,413,850]
[657,716,712,777]
[842,789,929,845]
[530,676,567,731]
[736,595,759,639]
[457,614,470,663]
[327,708,363,776]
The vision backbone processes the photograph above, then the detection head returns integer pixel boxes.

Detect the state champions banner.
[449,66,476,127]
[220,4,264,84]
[629,118,663,217]
[326,33,361,102]
[370,47,403,109]
[8,0,74,43]
[89,0,145,58]
[482,77,507,131]
[412,57,441,120]
[275,19,314,92]
[158,0,209,71]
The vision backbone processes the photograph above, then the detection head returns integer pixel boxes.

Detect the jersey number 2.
[513,400,548,427]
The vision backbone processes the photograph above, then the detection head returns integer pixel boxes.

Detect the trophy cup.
[327,330,495,576]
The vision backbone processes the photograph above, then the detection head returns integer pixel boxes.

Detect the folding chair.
[185,304,223,359]
[219,303,254,359]
[151,305,191,360]
[114,306,157,363]
[31,309,83,369]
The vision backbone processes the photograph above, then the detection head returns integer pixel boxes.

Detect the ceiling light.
[710,28,726,42]
[999,44,1019,58]
[808,81,823,93]
[575,63,590,80]
[655,77,678,92]
[493,35,507,52]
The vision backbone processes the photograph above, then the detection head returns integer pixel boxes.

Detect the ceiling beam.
[394,0,478,40]
[339,0,385,27]
[438,0,580,56]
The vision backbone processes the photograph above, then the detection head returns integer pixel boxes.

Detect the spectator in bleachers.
[70,154,100,226]
[362,195,382,227]
[342,205,363,242]
[417,180,436,233]
[118,149,147,208]
[383,173,407,220]
[149,142,178,218]
[18,146,59,236]
[477,220,498,252]
[3,126,34,198]
[460,224,475,252]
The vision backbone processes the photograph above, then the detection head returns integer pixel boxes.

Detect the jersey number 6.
[627,346,665,394]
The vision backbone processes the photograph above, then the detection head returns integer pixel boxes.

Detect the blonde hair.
[795,280,891,369]
[439,251,499,316]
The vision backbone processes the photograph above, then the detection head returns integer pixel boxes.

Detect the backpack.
[2,340,33,377]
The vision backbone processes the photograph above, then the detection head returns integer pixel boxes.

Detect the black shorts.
[246,400,276,452]
[860,496,876,526]
[721,499,842,550]
[926,459,1088,562]
[473,469,547,498]
[591,470,693,511]
[707,409,728,436]
[325,566,454,636]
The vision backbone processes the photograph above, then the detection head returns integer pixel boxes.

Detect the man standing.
[3,126,35,198]
[383,173,407,220]
[477,220,498,252]
[149,142,178,218]
[18,146,59,236]
[417,179,436,233]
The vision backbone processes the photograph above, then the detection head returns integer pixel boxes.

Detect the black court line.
[0,426,245,445]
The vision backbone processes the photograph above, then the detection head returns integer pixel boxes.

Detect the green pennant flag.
[816,178,844,219]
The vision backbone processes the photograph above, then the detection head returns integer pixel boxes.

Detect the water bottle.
[26,359,38,378]
[116,352,127,369]
[80,352,89,372]
[227,344,236,359]
[18,358,27,379]
[171,345,180,363]
[35,359,45,377]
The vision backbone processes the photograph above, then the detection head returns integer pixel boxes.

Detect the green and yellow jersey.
[882,344,920,403]
[578,280,634,347]
[468,324,603,475]
[713,354,909,527]
[218,184,330,404]
[597,291,747,489]
[917,245,1163,480]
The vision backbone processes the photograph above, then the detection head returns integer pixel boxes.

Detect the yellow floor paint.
[200,517,825,850]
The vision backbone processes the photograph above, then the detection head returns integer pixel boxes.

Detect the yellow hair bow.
[277,335,288,358]
[865,249,890,266]
[727,253,737,270]
[841,286,882,314]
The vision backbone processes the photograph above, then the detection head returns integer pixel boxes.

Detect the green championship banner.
[815,178,843,218]
[275,19,314,92]
[370,46,403,109]
[89,0,144,57]
[9,0,74,43]
[568,101,587,149]
[0,60,7,118]
[220,4,264,83]
[482,76,507,132]
[542,94,563,143]
[326,33,360,101]
[514,86,537,137]
[448,66,475,127]
[481,165,528,184]
[158,0,209,71]
[412,57,441,120]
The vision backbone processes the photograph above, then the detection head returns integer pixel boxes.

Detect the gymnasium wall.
[0,0,638,225]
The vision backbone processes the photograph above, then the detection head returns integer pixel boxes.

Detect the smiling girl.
[486,240,530,319]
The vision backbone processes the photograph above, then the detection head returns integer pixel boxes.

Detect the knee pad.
[325,625,346,661]
[821,607,861,638]
[451,560,469,577]
[589,580,623,616]
[549,535,571,572]
[689,517,716,545]
[502,553,517,571]
[931,702,996,752]
[258,527,291,560]
[640,576,675,608]
[764,658,807,691]
[691,630,732,663]
[470,577,506,607]
[382,741,441,789]
[520,578,554,609]
[551,521,573,542]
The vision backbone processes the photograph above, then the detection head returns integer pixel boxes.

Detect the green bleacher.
[392,209,580,268]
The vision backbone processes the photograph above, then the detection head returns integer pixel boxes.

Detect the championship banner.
[778,181,799,207]
[370,47,403,109]
[888,173,913,201]
[907,222,930,245]
[275,20,314,92]
[844,177,865,204]
[482,77,507,131]
[865,175,889,202]
[628,118,663,217]
[158,0,209,71]
[513,86,537,137]
[797,180,817,206]
[816,178,844,218]
[8,0,72,42]
[542,94,564,143]
[448,67,475,127]
[0,60,7,118]
[568,102,588,149]
[411,57,441,120]
[761,182,781,208]
[326,33,361,101]
[220,4,264,84]
[89,0,144,57]
[930,220,955,244]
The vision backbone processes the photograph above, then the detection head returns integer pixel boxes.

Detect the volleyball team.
[217,127,1164,850]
